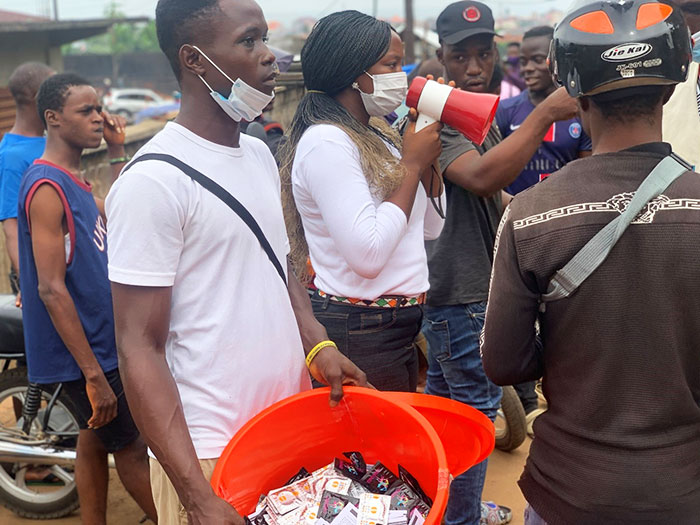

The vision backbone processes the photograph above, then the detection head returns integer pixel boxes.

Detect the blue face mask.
[693,32,700,63]
[191,45,274,122]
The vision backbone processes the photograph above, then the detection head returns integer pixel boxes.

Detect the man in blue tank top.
[16,73,156,524]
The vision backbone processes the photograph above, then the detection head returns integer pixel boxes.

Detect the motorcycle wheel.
[0,367,80,519]
[494,385,527,452]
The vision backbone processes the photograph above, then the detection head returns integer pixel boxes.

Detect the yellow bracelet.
[306,340,337,368]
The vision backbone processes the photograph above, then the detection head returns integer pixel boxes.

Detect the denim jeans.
[422,302,503,525]
[524,505,548,525]
[311,292,421,392]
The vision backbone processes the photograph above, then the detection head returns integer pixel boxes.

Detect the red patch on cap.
[463,6,481,23]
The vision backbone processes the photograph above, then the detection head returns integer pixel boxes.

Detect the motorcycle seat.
[0,294,24,354]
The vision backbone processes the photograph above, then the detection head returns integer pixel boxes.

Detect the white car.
[103,88,167,121]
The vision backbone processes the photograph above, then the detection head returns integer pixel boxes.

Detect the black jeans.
[311,291,422,392]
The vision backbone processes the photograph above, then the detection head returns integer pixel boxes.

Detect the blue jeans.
[524,505,548,525]
[422,302,503,525]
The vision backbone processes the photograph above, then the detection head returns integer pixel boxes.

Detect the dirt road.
[0,442,531,524]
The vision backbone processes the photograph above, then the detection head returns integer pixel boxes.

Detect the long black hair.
[280,10,405,281]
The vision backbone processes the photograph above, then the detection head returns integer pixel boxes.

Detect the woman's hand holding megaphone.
[387,109,443,218]
[403,107,443,176]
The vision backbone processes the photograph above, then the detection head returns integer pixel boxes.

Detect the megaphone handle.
[415,113,438,133]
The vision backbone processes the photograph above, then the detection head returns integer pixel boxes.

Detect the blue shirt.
[0,134,46,221]
[496,91,592,195]
[17,160,118,383]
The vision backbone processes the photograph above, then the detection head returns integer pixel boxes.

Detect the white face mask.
[353,71,408,117]
[192,45,274,122]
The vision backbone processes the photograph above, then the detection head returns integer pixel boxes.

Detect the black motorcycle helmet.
[551,0,692,97]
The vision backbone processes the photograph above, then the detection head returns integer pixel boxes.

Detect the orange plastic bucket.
[211,387,494,524]
[383,393,495,473]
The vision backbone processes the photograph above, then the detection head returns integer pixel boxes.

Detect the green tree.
[63,1,159,55]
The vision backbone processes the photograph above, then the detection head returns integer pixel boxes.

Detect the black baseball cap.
[437,1,498,45]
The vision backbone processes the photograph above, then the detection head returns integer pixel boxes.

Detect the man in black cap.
[420,2,578,524]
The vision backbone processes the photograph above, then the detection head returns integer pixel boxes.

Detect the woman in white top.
[280,10,445,391]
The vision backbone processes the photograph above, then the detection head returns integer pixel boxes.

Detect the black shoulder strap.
[122,153,287,285]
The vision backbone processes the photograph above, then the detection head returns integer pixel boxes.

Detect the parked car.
[103,88,167,122]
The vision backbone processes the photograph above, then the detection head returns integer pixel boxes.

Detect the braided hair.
[279,10,406,282]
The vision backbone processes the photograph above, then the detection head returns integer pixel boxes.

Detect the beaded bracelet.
[109,156,129,165]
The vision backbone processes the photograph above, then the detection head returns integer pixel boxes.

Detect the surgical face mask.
[693,32,700,63]
[353,71,408,117]
[192,45,274,122]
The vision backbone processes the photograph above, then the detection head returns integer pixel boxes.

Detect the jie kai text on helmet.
[550,0,692,97]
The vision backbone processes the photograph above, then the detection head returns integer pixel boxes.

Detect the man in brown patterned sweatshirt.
[481,1,700,524]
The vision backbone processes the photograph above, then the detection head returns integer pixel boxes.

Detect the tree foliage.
[63,1,159,55]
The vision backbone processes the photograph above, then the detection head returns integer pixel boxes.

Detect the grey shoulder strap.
[541,155,689,308]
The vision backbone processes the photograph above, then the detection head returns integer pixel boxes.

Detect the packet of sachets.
[398,465,433,507]
[388,483,421,511]
[284,467,311,485]
[267,477,312,515]
[408,507,426,525]
[316,490,359,523]
[362,462,400,494]
[358,493,391,525]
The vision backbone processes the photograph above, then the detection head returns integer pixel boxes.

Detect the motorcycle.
[0,293,81,519]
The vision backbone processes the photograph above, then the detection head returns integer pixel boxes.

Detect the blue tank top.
[17,160,118,383]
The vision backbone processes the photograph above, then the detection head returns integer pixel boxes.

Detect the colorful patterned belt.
[317,290,426,308]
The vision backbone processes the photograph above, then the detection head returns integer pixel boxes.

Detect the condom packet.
[317,490,359,523]
[408,507,427,525]
[267,477,312,516]
[388,510,409,525]
[358,493,391,525]
[284,467,311,486]
[334,459,364,482]
[349,480,370,499]
[362,462,400,494]
[388,483,422,511]
[398,465,433,506]
[343,451,367,475]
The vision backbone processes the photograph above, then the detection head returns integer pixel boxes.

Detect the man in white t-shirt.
[105,1,368,524]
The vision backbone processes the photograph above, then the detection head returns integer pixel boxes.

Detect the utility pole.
[52,0,59,20]
[404,0,415,64]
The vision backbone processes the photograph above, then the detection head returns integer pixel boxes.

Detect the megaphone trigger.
[415,113,438,133]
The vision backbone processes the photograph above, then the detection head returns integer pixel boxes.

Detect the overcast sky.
[3,0,561,22]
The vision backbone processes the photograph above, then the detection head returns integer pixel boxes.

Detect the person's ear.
[44,109,60,128]
[180,44,207,78]
[578,96,590,113]
[662,85,676,105]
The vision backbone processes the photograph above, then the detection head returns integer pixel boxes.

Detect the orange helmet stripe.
[570,10,615,34]
[636,2,673,30]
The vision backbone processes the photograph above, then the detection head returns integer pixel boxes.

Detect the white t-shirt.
[291,124,445,300]
[106,122,311,459]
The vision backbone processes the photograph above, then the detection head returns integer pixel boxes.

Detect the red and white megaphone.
[406,76,500,146]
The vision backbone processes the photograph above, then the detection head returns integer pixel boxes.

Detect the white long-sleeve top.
[291,124,446,300]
